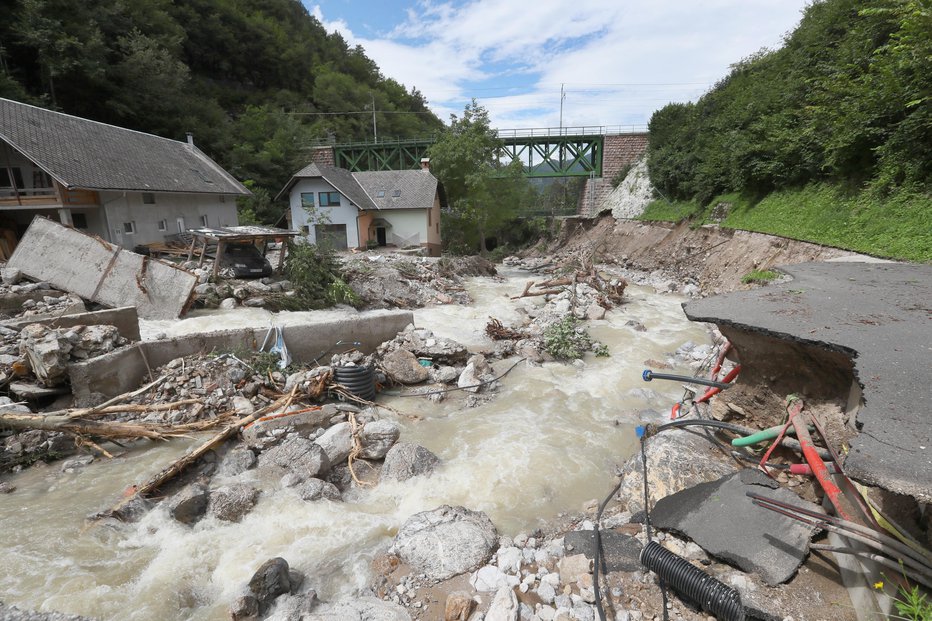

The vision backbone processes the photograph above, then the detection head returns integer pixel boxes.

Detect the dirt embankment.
[533,217,866,295]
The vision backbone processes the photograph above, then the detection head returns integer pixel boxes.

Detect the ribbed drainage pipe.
[333,365,376,401]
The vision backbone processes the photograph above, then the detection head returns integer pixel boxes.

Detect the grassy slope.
[639,184,932,262]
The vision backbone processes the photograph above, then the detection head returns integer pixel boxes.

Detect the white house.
[278,162,444,256]
[0,97,249,257]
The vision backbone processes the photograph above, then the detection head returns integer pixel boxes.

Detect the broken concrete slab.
[7,217,197,320]
[68,310,414,401]
[563,529,642,572]
[1,307,141,342]
[651,469,822,585]
[684,261,932,502]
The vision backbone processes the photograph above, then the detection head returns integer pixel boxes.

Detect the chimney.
[186,132,195,147]
[420,157,430,172]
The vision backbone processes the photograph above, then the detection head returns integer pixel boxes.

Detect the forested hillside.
[0,0,442,221]
[644,0,930,260]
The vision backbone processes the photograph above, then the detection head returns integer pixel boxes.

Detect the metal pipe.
[642,370,732,389]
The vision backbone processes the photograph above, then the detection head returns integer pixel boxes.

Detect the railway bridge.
[308,127,649,217]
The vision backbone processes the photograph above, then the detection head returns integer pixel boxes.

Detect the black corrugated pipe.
[333,365,376,401]
[640,541,745,621]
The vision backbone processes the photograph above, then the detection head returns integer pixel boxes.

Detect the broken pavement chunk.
[7,217,197,320]
[651,468,822,585]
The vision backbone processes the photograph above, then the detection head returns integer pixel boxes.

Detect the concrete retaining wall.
[1,306,141,341]
[68,309,414,401]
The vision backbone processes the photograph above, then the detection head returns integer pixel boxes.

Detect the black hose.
[640,541,745,621]
[643,369,733,389]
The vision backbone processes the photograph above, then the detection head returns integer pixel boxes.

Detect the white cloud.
[310,1,810,129]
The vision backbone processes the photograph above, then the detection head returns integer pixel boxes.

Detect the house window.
[392,190,401,197]
[157,219,167,231]
[315,223,347,250]
[72,213,88,229]
[142,193,155,204]
[376,190,385,198]
[319,191,341,207]
[219,195,226,203]
[200,215,209,227]
[32,170,53,190]
[301,225,310,235]
[123,221,136,234]
[428,210,431,226]
[300,192,315,210]
[0,167,24,190]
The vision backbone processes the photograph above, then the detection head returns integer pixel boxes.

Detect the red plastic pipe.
[789,462,840,476]
[791,404,852,521]
[695,365,741,404]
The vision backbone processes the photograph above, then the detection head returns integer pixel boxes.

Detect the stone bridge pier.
[578,133,649,217]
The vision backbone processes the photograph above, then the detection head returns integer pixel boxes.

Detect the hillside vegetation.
[0,0,442,221]
[644,0,931,261]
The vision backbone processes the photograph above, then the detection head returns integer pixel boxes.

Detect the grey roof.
[278,163,441,212]
[354,170,439,211]
[0,97,249,195]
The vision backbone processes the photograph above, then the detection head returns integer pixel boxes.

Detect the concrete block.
[1,306,141,341]
[7,217,197,320]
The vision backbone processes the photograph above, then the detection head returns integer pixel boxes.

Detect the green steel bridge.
[328,126,647,178]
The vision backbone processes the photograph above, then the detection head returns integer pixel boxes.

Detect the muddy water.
[0,269,709,620]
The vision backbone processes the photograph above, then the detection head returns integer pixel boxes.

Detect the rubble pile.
[342,254,496,309]
[18,324,127,386]
[17,293,85,318]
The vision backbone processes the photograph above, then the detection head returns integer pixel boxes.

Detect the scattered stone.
[485,586,519,621]
[314,422,354,465]
[359,419,401,459]
[257,436,330,482]
[381,442,439,482]
[208,483,260,522]
[248,557,291,613]
[168,482,209,525]
[562,530,642,572]
[390,505,498,581]
[302,596,411,620]
[297,477,341,502]
[444,592,475,621]
[382,349,429,384]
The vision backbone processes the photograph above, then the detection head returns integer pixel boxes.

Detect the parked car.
[220,242,272,278]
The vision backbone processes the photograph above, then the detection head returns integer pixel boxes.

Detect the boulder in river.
[257,436,330,482]
[359,420,400,459]
[380,442,439,482]
[390,505,498,581]
[208,483,260,522]
[248,557,291,613]
[381,348,429,384]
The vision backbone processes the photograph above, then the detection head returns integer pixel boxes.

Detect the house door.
[376,227,387,246]
[176,217,186,234]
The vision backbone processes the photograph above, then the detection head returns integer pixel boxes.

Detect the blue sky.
[304,1,811,130]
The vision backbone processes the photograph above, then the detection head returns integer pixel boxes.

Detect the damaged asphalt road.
[684,261,932,503]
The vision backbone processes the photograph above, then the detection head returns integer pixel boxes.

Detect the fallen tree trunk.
[0,411,190,441]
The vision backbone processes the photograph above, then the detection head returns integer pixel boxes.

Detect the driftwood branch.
[95,388,299,521]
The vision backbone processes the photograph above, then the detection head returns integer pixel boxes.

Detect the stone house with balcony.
[0,97,249,258]
[278,162,445,256]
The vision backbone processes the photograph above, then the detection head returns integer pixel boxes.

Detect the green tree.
[429,100,532,254]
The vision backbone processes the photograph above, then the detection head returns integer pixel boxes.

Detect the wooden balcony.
[0,186,99,208]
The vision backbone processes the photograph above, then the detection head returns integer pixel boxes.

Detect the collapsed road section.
[7,217,197,320]
[684,261,932,503]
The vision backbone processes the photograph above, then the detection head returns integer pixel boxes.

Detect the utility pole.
[370,93,378,143]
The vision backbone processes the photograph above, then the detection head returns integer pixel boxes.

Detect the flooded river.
[0,269,709,620]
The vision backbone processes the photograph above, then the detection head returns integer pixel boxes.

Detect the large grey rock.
[248,557,291,613]
[230,595,259,621]
[618,428,735,513]
[258,436,330,481]
[359,420,400,459]
[652,469,822,585]
[1,267,23,285]
[18,323,71,386]
[381,442,439,482]
[382,348,429,384]
[302,597,410,620]
[243,405,334,448]
[390,505,498,581]
[168,482,209,525]
[313,422,353,465]
[457,354,490,393]
[208,484,259,522]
